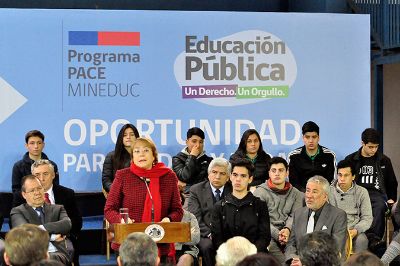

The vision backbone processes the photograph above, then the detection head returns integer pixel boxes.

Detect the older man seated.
[285,176,347,265]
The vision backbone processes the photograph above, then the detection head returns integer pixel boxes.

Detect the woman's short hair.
[133,137,158,164]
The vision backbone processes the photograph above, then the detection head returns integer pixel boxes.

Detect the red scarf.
[129,162,176,262]
[267,179,292,194]
[130,162,171,222]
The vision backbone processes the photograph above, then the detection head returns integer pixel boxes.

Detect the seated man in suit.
[13,159,82,266]
[254,157,304,264]
[187,157,232,266]
[10,175,72,265]
[328,159,372,253]
[285,175,347,265]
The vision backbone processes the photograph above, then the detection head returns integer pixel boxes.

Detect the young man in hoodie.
[254,157,303,264]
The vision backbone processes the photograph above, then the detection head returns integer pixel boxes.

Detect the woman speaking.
[104,137,183,263]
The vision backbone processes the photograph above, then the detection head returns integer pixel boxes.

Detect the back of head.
[302,121,319,135]
[187,127,205,139]
[298,231,340,266]
[30,259,65,266]
[343,251,384,266]
[236,253,280,266]
[216,236,257,266]
[361,128,380,144]
[4,224,49,266]
[119,232,158,266]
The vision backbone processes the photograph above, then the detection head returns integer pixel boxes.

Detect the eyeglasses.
[24,187,44,194]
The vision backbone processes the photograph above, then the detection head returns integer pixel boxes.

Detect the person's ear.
[117,255,122,266]
[4,251,11,266]
[156,256,161,266]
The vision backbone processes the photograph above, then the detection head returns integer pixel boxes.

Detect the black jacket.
[229,150,271,187]
[211,193,270,252]
[172,150,212,189]
[287,145,336,192]
[345,148,398,201]
[188,180,232,237]
[101,150,131,193]
[11,152,59,193]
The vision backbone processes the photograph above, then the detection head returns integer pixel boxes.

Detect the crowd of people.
[0,120,399,266]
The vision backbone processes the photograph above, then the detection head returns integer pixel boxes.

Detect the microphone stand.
[142,177,155,223]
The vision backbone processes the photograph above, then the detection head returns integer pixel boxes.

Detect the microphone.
[141,177,155,223]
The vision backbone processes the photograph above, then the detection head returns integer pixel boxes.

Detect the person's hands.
[349,229,358,239]
[161,217,171,223]
[291,257,302,266]
[121,217,134,224]
[279,228,290,245]
[54,234,66,242]
[178,180,187,192]
[190,144,201,157]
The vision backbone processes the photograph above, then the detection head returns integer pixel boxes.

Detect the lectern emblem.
[145,224,165,242]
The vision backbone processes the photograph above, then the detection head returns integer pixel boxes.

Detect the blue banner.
[0,10,370,191]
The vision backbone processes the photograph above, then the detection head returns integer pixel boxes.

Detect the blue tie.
[35,207,45,224]
[215,189,221,202]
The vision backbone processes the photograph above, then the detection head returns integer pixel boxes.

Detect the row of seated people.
[4,222,386,266]
[4,121,398,265]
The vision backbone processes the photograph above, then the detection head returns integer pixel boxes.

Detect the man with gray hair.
[285,175,347,265]
[118,232,159,266]
[13,159,82,266]
[188,157,232,266]
[215,236,257,266]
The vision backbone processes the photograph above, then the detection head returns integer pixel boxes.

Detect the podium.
[112,222,191,244]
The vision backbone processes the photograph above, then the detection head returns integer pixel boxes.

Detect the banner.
[0,10,370,191]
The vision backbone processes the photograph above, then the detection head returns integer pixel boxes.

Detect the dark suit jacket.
[12,185,82,240]
[187,180,232,237]
[285,203,347,262]
[11,202,72,259]
[53,185,82,239]
[11,203,71,234]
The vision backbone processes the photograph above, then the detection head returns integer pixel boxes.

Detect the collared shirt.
[45,186,55,204]
[210,184,225,199]
[308,202,326,229]
[33,206,57,253]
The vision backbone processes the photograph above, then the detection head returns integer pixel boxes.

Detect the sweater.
[253,182,304,240]
[328,180,373,233]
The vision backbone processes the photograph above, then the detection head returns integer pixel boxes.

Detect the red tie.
[44,193,51,204]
